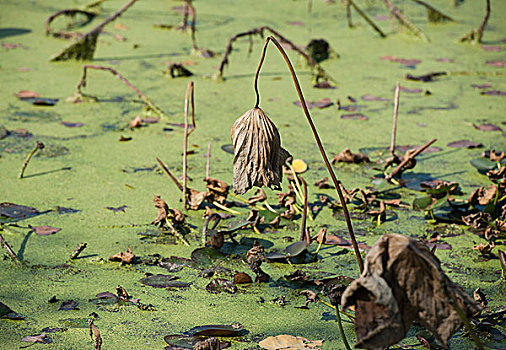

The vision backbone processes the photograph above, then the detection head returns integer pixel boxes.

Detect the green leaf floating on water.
[413,195,448,211]
[266,241,308,261]
[470,158,499,173]
[187,323,244,336]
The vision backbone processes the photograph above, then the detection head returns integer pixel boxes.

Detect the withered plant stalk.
[156,157,183,191]
[345,0,352,28]
[18,141,44,179]
[206,141,211,179]
[0,232,21,265]
[390,82,400,156]
[385,138,437,181]
[380,0,429,41]
[460,0,490,43]
[347,0,386,37]
[77,65,169,119]
[300,177,309,244]
[254,36,364,273]
[182,81,194,210]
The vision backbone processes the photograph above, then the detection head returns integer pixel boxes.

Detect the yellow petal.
[292,159,307,173]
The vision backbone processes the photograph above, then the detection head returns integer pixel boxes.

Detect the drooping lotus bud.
[231,107,291,195]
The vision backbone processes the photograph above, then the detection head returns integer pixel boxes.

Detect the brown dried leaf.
[187,188,210,210]
[471,242,495,255]
[152,195,169,226]
[233,272,252,284]
[129,116,142,128]
[194,337,220,350]
[487,166,506,182]
[31,225,61,236]
[89,318,102,350]
[248,188,267,205]
[259,334,323,349]
[342,234,482,349]
[109,246,135,264]
[205,178,229,204]
[314,177,332,189]
[231,107,291,194]
[462,211,492,229]
[21,333,50,344]
[468,185,497,206]
[331,147,370,164]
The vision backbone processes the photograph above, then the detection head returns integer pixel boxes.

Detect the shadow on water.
[22,167,72,179]
[17,230,32,261]
[0,27,31,39]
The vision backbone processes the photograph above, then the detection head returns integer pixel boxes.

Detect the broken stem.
[345,0,353,28]
[390,82,400,156]
[300,177,309,243]
[348,0,386,38]
[182,81,194,210]
[18,141,44,179]
[218,26,334,82]
[69,242,87,260]
[380,0,429,41]
[0,233,21,264]
[186,0,198,50]
[254,36,364,273]
[165,218,190,246]
[156,157,183,191]
[205,141,211,179]
[385,138,437,181]
[460,0,490,43]
[77,65,169,119]
[212,201,240,215]
[411,0,454,22]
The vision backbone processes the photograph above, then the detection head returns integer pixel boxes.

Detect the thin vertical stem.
[18,141,44,179]
[182,82,194,209]
[390,82,400,156]
[206,142,211,179]
[335,302,353,350]
[254,36,364,272]
[300,177,309,243]
[346,0,353,28]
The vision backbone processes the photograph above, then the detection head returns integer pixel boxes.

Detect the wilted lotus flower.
[231,107,291,195]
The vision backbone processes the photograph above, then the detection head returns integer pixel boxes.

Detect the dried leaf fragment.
[231,107,291,194]
[21,333,51,344]
[341,234,482,349]
[109,246,135,264]
[331,147,370,164]
[259,334,323,349]
[205,177,229,204]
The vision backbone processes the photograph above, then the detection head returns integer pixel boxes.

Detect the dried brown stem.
[345,0,353,28]
[182,81,194,209]
[45,9,96,39]
[300,177,310,244]
[460,0,490,43]
[206,141,211,179]
[390,82,400,156]
[69,242,87,260]
[218,26,333,82]
[254,36,364,273]
[348,0,386,37]
[385,138,437,181]
[18,141,44,179]
[0,232,21,264]
[411,0,454,22]
[186,0,197,50]
[156,157,183,192]
[88,318,103,350]
[381,0,429,41]
[76,65,169,119]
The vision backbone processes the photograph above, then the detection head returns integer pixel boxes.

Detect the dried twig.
[45,9,97,39]
[217,26,334,82]
[182,82,194,209]
[345,0,352,28]
[385,138,437,181]
[300,177,310,244]
[411,0,454,23]
[51,0,138,61]
[206,142,211,179]
[0,232,21,265]
[380,0,429,41]
[19,141,44,179]
[69,242,87,260]
[461,0,490,43]
[389,82,400,156]
[348,0,387,38]
[88,318,102,350]
[76,65,169,119]
[156,157,183,191]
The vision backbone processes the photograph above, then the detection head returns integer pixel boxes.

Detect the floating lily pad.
[221,144,234,154]
[191,247,229,267]
[0,301,24,320]
[470,158,499,173]
[341,113,368,120]
[187,323,244,336]
[31,225,61,236]
[447,140,483,149]
[0,202,40,223]
[139,274,189,288]
[266,241,308,261]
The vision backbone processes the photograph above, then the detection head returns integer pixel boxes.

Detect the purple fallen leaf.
[426,242,452,250]
[375,15,390,21]
[341,113,368,120]
[141,117,159,124]
[105,205,127,212]
[473,123,502,132]
[471,83,491,89]
[293,101,313,109]
[313,98,333,109]
[436,58,453,63]
[287,21,303,26]
[60,121,84,128]
[447,140,483,149]
[31,225,61,236]
[2,42,19,49]
[313,81,335,89]
[361,94,389,101]
[486,60,505,67]
[480,90,506,96]
[380,55,421,66]
[482,45,503,52]
[399,86,423,94]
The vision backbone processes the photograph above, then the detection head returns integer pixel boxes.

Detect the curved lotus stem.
[253,36,364,272]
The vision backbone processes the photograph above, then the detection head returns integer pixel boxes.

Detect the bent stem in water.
[182,81,194,209]
[253,36,364,273]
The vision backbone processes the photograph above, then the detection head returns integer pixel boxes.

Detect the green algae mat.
[1,0,505,349]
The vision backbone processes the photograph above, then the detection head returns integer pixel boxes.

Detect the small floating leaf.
[139,274,189,288]
[188,323,244,336]
[447,140,483,148]
[31,225,61,236]
[285,241,308,258]
[470,158,497,172]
